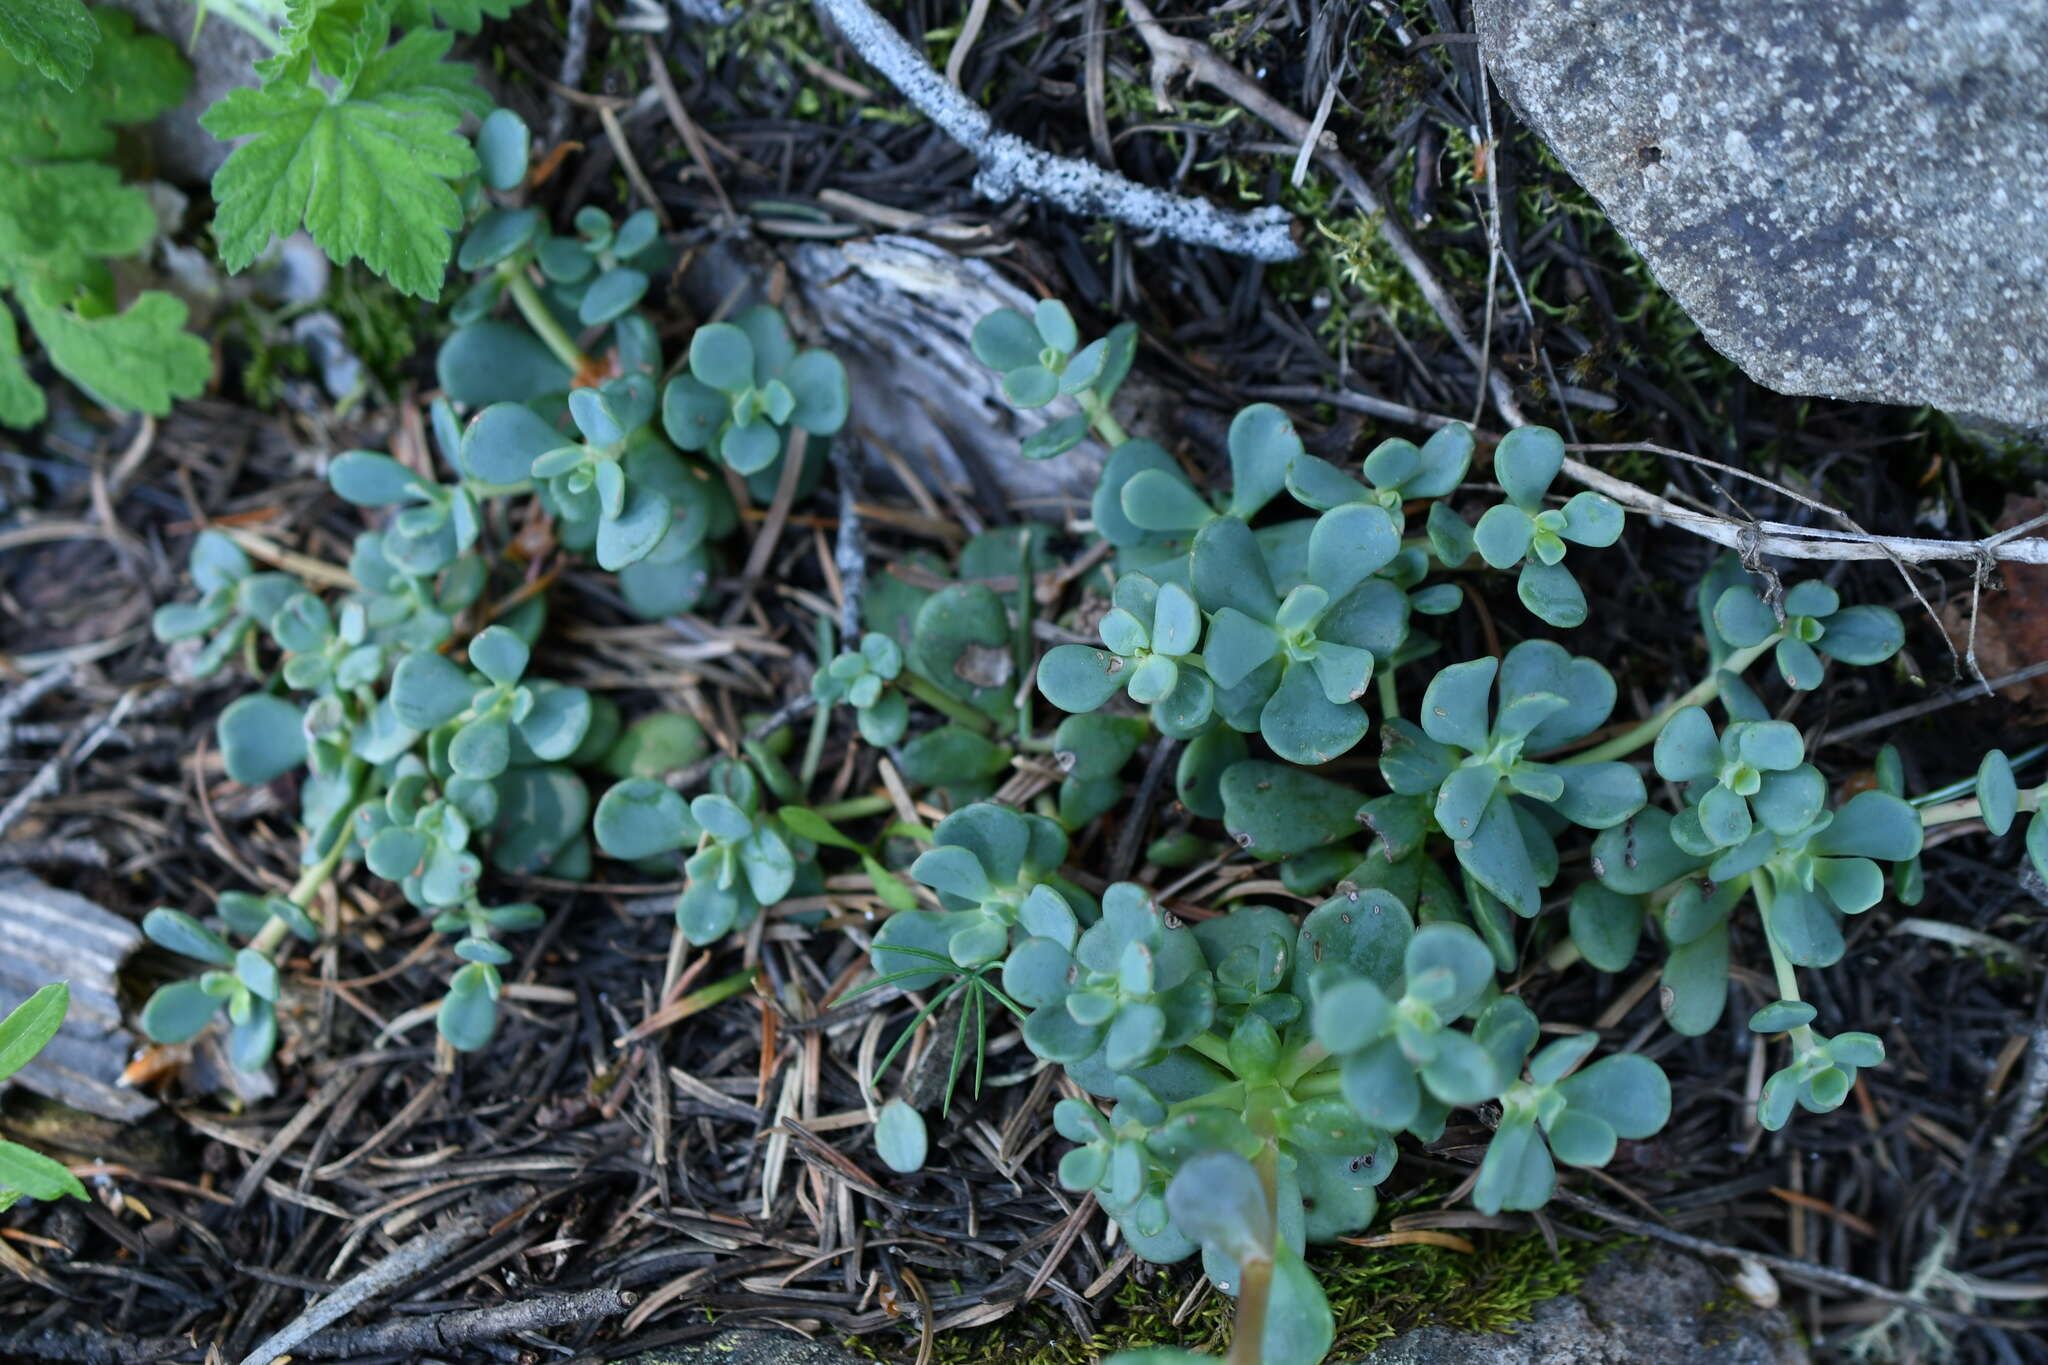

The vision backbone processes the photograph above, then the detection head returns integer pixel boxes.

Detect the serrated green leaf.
[259,0,393,89]
[0,10,187,162]
[0,0,98,89]
[203,30,485,299]
[0,159,155,289]
[20,292,208,416]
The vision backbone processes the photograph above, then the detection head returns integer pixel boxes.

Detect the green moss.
[853,1192,1613,1365]
[327,265,421,384]
[695,0,849,123]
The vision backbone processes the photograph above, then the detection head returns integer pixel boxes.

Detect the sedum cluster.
[132,155,2041,1359]
[849,299,1937,1364]
[140,107,852,1061]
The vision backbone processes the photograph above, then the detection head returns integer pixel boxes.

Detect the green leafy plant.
[119,142,2028,1365]
[813,632,912,746]
[0,984,90,1211]
[592,758,806,944]
[0,9,208,427]
[871,297,1955,1365]
[4,0,527,309]
[662,304,851,474]
[138,107,860,1065]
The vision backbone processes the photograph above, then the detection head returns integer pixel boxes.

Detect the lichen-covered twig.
[809,0,1301,262]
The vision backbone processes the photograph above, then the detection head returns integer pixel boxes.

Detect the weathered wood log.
[0,872,155,1122]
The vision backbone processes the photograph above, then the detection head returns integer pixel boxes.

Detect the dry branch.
[1561,456,2048,566]
[810,0,1301,261]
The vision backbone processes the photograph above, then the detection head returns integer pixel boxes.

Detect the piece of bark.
[0,872,156,1122]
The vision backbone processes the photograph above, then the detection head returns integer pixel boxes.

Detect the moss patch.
[856,1195,1614,1365]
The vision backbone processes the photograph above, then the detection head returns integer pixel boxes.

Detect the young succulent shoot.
[150,532,299,678]
[138,908,288,1072]
[813,632,911,746]
[591,760,799,944]
[1037,574,1215,734]
[871,802,1081,979]
[431,902,546,1049]
[1652,707,1812,852]
[1711,579,1904,690]
[1195,505,1407,763]
[1382,641,1645,915]
[1473,1012,1672,1213]
[1116,404,1303,540]
[1007,883,1215,1072]
[1465,427,1624,628]
[970,299,1139,455]
[1310,922,1506,1134]
[1286,425,1474,523]
[386,626,593,783]
[1754,1011,1883,1131]
[662,304,850,475]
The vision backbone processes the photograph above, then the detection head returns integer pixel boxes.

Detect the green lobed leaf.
[0,0,98,89]
[202,30,486,299]
[0,10,185,163]
[19,294,208,417]
[0,306,41,428]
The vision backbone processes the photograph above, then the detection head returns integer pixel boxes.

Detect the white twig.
[1259,383,2048,569]
[811,0,1301,261]
[1560,456,2048,566]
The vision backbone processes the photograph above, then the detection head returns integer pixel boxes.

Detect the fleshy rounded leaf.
[217,694,306,785]
[874,1099,928,1173]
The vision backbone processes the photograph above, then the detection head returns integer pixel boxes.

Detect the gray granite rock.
[1364,1245,1804,1365]
[1477,0,2048,427]
[617,1330,869,1365]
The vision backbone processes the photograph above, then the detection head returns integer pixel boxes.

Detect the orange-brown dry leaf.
[1938,493,2048,713]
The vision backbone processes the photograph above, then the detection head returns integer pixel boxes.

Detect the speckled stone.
[1477,0,2048,427]
[1363,1245,1806,1364]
